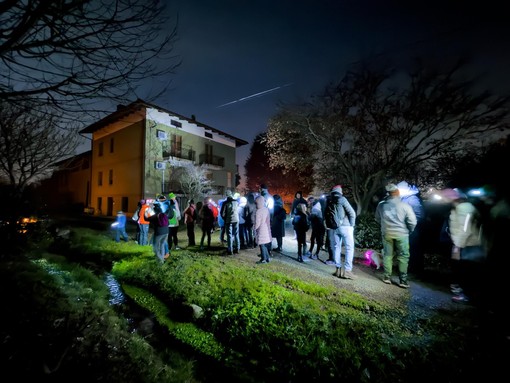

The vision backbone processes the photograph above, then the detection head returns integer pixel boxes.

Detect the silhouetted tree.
[0,101,80,218]
[265,58,510,214]
[0,0,179,118]
[245,133,312,204]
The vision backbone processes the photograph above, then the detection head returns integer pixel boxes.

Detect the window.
[109,169,113,185]
[110,138,114,153]
[227,171,232,188]
[171,119,182,128]
[98,171,103,186]
[171,134,182,157]
[204,132,213,139]
[98,142,104,157]
[97,197,102,214]
[157,130,168,140]
[205,144,213,163]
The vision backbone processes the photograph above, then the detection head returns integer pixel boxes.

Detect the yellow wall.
[90,112,145,217]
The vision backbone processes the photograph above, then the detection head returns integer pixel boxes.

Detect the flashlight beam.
[217,83,293,108]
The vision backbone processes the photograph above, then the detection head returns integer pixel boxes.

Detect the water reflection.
[103,272,125,305]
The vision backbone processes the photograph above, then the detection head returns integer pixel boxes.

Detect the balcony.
[163,145,195,162]
[199,154,225,168]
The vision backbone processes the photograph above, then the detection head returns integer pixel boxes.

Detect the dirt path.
[234,223,476,323]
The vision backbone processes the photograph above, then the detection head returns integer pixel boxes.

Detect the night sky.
[133,0,509,183]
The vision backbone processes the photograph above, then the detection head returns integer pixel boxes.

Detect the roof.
[79,99,249,147]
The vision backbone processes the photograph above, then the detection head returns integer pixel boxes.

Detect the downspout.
[79,132,93,208]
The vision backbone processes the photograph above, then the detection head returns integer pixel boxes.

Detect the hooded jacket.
[375,195,417,237]
[254,195,272,245]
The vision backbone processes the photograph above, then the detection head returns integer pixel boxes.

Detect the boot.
[298,255,303,263]
[333,267,341,278]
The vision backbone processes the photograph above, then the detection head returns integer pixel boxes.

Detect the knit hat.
[331,185,343,194]
[168,192,176,199]
[157,194,166,201]
[233,192,240,200]
[140,199,146,205]
[385,183,399,192]
[225,190,233,197]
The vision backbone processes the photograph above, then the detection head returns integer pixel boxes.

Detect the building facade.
[76,99,247,217]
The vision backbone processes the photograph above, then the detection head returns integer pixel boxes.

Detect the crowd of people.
[114,180,507,304]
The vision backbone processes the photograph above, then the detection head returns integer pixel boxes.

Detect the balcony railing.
[199,154,225,167]
[163,145,195,162]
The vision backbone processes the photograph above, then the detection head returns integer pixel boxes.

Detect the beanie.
[385,183,399,192]
[225,190,233,197]
[168,192,176,199]
[331,185,343,194]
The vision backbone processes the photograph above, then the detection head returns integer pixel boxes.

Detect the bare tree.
[168,160,214,203]
[245,133,312,202]
[0,101,80,198]
[264,59,510,215]
[0,0,179,117]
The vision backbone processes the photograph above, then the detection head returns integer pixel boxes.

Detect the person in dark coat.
[199,198,215,250]
[244,192,257,248]
[271,194,287,252]
[291,191,307,239]
[292,203,310,263]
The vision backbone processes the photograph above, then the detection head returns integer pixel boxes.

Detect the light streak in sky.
[217,83,293,108]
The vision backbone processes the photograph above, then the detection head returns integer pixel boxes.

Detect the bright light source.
[466,188,483,197]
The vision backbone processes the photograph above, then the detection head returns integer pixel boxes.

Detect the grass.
[1,221,492,383]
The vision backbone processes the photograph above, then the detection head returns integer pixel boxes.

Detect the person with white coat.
[254,195,272,264]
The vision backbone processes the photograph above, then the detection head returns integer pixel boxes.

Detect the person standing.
[238,196,248,249]
[448,190,484,303]
[291,191,307,239]
[260,184,274,222]
[375,183,417,288]
[137,199,150,246]
[308,196,325,260]
[216,195,226,244]
[167,193,181,251]
[244,192,257,248]
[220,190,240,255]
[199,198,215,250]
[113,210,130,242]
[254,195,272,264]
[325,185,357,279]
[292,203,310,263]
[183,199,197,247]
[397,181,426,276]
[271,194,287,252]
[147,203,169,264]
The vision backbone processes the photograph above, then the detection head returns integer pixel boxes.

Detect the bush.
[355,214,382,249]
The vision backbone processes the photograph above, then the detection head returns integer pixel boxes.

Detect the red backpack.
[210,203,219,219]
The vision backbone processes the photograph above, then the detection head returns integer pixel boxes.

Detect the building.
[43,99,248,217]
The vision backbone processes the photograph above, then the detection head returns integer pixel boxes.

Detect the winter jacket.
[449,201,482,248]
[271,197,287,238]
[243,194,257,227]
[183,204,196,224]
[220,196,239,224]
[375,195,417,238]
[254,196,272,245]
[199,203,215,229]
[330,191,356,227]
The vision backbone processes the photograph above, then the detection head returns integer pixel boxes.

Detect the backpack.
[157,212,169,227]
[324,196,344,229]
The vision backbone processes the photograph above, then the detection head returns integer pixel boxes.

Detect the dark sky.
[139,0,509,183]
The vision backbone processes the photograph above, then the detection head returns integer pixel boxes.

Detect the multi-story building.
[71,99,248,216]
